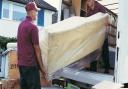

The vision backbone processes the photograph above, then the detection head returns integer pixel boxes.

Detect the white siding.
[44,10,54,26]
[0,19,42,37]
[0,19,19,37]
[0,9,54,37]
[0,1,55,37]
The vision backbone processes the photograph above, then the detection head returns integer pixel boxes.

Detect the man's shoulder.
[95,1,103,8]
[20,20,38,30]
[29,22,38,30]
[95,1,106,13]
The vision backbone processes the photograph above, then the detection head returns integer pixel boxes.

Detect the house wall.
[0,1,55,37]
[44,10,54,26]
[0,19,19,37]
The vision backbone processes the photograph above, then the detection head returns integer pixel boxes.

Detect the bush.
[0,36,17,51]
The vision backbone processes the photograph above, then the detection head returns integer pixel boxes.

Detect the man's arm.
[31,26,47,77]
[33,44,46,77]
[34,45,51,86]
[31,26,50,86]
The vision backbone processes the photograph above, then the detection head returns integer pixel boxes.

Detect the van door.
[115,0,128,83]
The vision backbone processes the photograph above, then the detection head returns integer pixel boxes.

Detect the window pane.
[3,9,9,18]
[13,3,26,21]
[13,11,26,21]
[37,9,44,26]
[2,1,10,18]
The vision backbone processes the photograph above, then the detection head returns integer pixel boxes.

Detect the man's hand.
[104,16,109,26]
[40,66,47,79]
[40,71,51,87]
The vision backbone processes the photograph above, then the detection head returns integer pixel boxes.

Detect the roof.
[9,0,57,12]
[97,0,118,15]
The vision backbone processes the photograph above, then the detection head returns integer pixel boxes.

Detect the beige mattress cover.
[39,13,108,78]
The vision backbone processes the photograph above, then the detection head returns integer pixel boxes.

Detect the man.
[61,0,75,20]
[17,2,49,89]
[83,0,106,16]
[83,0,110,73]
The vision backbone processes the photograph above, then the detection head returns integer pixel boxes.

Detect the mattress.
[39,12,108,79]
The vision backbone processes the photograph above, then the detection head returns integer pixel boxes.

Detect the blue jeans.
[19,66,41,89]
[102,38,110,73]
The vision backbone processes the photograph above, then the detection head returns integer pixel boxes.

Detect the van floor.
[97,68,114,75]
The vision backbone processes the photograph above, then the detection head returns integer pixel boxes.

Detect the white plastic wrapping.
[39,12,108,78]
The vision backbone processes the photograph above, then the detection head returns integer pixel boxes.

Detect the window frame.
[12,2,26,21]
[1,0,12,20]
[1,1,26,22]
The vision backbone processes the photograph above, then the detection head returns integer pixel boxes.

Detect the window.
[2,1,10,19]
[2,1,26,21]
[1,1,44,26]
[13,3,26,21]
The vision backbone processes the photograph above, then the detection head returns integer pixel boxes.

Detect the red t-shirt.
[17,16,39,66]
[86,1,106,17]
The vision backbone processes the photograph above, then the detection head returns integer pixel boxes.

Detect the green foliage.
[0,36,17,50]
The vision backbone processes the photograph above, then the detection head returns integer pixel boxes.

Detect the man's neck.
[27,13,34,21]
[90,1,95,10]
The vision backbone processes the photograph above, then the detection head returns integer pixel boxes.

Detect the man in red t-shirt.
[83,0,110,73]
[17,2,49,89]
[84,0,106,16]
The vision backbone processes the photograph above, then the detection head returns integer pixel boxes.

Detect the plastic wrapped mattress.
[39,12,108,78]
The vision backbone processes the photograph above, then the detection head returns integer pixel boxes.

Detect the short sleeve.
[99,4,106,13]
[31,26,39,45]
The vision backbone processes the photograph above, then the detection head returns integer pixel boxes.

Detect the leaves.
[0,36,17,50]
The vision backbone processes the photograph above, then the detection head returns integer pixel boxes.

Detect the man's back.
[17,16,39,67]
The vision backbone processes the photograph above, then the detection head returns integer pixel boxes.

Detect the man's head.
[85,0,95,10]
[25,2,40,21]
[63,0,72,6]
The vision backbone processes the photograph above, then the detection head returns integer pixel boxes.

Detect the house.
[0,0,57,37]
